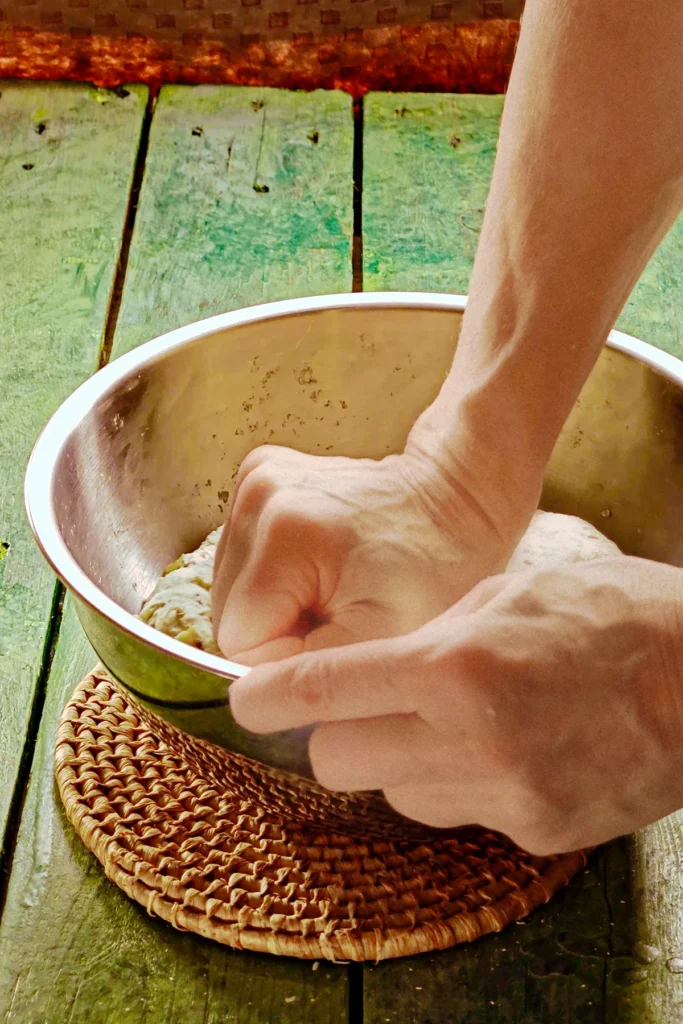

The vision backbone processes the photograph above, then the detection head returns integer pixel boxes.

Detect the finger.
[213,513,232,596]
[218,581,303,658]
[216,518,319,657]
[213,446,304,624]
[226,619,361,669]
[229,635,418,734]
[228,636,305,666]
[213,447,273,582]
[227,444,309,528]
[308,714,441,791]
[383,782,481,830]
[212,479,271,630]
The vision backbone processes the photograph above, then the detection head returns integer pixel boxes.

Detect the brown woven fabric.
[55,668,588,961]
[0,0,523,43]
[0,21,519,95]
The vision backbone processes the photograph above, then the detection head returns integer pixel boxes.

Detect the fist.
[212,444,527,664]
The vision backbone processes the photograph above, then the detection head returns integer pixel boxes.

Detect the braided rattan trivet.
[55,668,588,962]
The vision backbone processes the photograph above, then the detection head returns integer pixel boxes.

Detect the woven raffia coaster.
[55,668,588,962]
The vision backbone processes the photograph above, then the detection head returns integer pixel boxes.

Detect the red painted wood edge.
[0,20,518,95]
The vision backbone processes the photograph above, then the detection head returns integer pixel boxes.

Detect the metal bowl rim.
[23,290,683,682]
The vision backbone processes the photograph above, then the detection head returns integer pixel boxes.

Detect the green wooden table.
[1,79,683,1024]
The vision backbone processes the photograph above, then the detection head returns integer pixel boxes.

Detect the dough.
[140,511,620,656]
[140,527,222,655]
[505,510,620,573]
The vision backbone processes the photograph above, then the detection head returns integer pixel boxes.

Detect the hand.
[228,557,683,855]
[212,441,534,665]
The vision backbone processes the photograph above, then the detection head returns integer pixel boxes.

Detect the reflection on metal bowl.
[24,293,683,795]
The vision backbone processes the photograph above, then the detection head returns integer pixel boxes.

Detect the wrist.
[405,393,543,546]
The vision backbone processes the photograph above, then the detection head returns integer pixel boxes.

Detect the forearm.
[410,0,683,523]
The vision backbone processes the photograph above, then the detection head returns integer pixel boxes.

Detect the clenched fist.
[212,442,533,664]
[228,557,683,854]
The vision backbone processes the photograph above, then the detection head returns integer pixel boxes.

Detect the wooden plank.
[0,81,147,850]
[617,227,683,358]
[114,84,353,358]
[603,825,683,1023]
[0,85,353,1023]
[362,93,503,294]
[0,600,348,1024]
[363,854,613,1024]
[362,89,683,364]
[362,91,683,1022]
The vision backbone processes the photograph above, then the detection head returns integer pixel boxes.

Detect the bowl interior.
[53,304,683,624]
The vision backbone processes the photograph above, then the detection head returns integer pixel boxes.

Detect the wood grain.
[3,82,683,1024]
[113,84,353,358]
[617,227,683,358]
[362,91,683,1023]
[363,90,683,365]
[0,80,146,850]
[0,84,353,1023]
[364,851,613,1024]
[603,824,683,1023]
[362,93,503,294]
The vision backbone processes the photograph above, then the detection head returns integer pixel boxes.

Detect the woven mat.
[55,668,588,962]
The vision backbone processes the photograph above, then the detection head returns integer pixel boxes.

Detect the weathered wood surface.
[362,93,503,295]
[362,91,683,1024]
[617,222,683,358]
[364,853,614,1024]
[114,84,353,358]
[602,824,683,1024]
[0,85,353,1024]
[0,80,146,854]
[2,83,683,1024]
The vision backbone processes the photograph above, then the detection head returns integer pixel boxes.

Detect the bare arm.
[410,0,683,523]
[214,0,683,662]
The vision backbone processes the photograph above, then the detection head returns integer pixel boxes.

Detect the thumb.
[228,634,418,735]
[216,517,319,658]
[217,578,304,658]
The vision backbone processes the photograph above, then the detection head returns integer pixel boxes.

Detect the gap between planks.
[0,586,63,922]
[352,98,364,293]
[99,87,158,369]
[0,86,156,930]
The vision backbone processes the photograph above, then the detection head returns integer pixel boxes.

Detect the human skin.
[215,0,683,852]
[229,560,683,855]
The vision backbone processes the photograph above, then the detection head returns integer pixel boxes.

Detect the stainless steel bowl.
[25,293,683,779]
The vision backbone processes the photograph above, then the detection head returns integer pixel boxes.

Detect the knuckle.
[501,783,581,855]
[448,637,496,677]
[260,492,309,537]
[237,462,279,511]
[511,822,578,857]
[514,567,582,607]
[439,639,500,705]
[472,574,506,601]
[240,446,268,473]
[242,443,282,470]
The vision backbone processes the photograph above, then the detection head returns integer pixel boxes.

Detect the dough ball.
[140,527,223,655]
[141,511,620,658]
[505,510,620,574]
